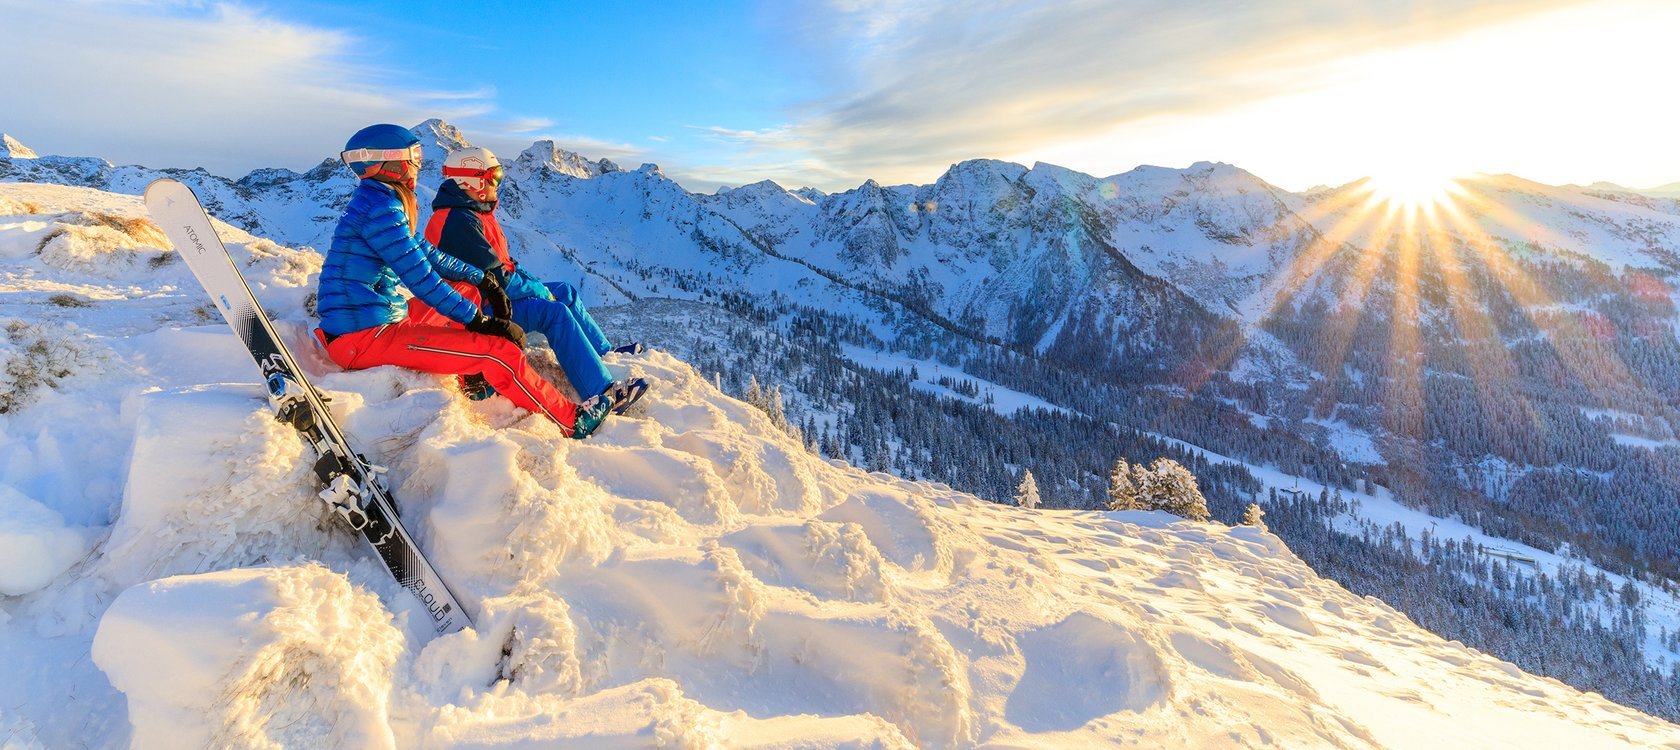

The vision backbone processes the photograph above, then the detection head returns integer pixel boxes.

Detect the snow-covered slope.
[1,182,1676,748]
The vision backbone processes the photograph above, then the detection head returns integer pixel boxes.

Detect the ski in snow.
[143,178,473,635]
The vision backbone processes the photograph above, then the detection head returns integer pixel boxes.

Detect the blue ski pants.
[511,281,614,398]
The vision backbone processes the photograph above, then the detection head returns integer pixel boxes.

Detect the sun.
[1364,166,1464,212]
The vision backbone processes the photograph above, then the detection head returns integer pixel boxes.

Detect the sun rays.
[1210,170,1672,472]
[1365,170,1465,214]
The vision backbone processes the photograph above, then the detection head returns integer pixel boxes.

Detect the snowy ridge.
[0,183,1676,748]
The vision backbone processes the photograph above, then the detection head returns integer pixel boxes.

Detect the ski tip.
[143,176,182,196]
[142,178,193,213]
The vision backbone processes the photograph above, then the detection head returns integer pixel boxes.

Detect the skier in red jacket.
[425,146,648,412]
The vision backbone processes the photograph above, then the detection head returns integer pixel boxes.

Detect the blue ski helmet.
[341,124,421,181]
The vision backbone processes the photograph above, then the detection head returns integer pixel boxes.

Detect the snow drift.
[0,182,1676,748]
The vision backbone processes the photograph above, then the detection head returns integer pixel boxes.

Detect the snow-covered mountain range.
[11,121,1680,503]
[0,181,1675,748]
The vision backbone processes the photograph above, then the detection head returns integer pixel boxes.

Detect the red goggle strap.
[442,165,504,181]
[358,160,419,182]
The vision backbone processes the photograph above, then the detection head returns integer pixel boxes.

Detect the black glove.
[466,313,526,350]
[477,273,512,319]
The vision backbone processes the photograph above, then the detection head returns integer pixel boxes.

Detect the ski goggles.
[442,164,506,186]
[341,144,422,168]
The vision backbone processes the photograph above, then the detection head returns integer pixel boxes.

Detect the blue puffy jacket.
[317,180,485,336]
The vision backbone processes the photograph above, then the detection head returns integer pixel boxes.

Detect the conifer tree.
[1015,469,1041,509]
[745,374,763,408]
[1107,458,1138,510]
[1135,457,1210,521]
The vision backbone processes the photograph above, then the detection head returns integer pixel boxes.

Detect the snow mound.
[91,564,405,750]
[0,484,92,596]
[95,385,341,592]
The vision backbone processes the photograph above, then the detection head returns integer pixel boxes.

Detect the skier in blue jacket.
[316,124,612,438]
[425,146,648,412]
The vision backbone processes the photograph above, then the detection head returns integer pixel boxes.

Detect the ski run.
[2,181,1678,748]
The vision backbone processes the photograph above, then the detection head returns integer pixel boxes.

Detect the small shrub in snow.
[1242,502,1266,529]
[0,320,112,413]
[68,211,167,246]
[34,224,139,276]
[0,196,43,215]
[46,293,93,308]
[27,212,171,278]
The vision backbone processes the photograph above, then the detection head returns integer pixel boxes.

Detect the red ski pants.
[320,282,579,432]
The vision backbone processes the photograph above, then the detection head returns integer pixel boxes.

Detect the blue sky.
[2,0,1676,192]
[268,1,817,154]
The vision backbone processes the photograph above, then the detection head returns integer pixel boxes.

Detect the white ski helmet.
[441,146,505,200]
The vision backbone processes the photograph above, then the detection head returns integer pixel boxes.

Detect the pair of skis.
[144,179,471,635]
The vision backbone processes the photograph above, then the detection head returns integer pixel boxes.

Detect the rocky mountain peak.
[412,119,472,152]
[512,140,617,180]
[3,134,38,159]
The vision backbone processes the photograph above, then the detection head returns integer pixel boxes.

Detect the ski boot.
[570,396,614,440]
[604,377,649,414]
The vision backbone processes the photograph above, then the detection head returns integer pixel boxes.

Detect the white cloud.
[0,1,624,179]
[1005,0,1680,190]
[0,1,467,174]
[723,0,1596,189]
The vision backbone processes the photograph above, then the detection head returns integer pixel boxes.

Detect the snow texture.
[0,183,1676,748]
[0,484,91,596]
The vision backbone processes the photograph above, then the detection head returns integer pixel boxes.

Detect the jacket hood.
[432,179,496,212]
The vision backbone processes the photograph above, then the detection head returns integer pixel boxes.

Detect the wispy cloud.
[412,86,500,103]
[0,1,458,174]
[721,0,1588,188]
[489,116,558,135]
[691,125,798,145]
[0,1,623,178]
[671,156,862,195]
